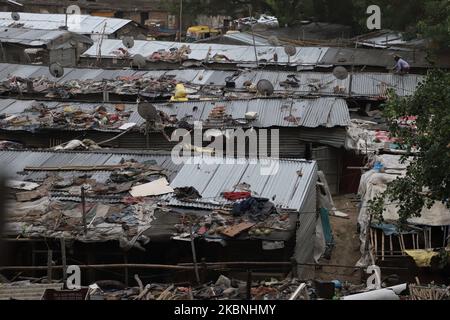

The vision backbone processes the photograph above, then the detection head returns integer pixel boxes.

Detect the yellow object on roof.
[405,250,438,267]
[170,83,188,102]
[187,25,220,34]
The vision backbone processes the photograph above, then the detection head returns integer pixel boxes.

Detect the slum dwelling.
[78,39,446,72]
[0,28,93,67]
[0,96,350,194]
[0,149,326,284]
[0,63,424,102]
[355,154,450,284]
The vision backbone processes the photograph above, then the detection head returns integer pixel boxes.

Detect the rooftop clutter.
[2,150,318,256]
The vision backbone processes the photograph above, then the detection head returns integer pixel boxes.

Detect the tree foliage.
[369,70,450,225]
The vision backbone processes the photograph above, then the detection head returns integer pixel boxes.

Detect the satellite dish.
[122,36,135,49]
[49,63,64,78]
[332,66,349,80]
[284,45,296,56]
[136,34,147,40]
[256,79,274,96]
[138,102,159,121]
[11,12,20,21]
[66,5,81,14]
[268,36,280,46]
[131,54,146,69]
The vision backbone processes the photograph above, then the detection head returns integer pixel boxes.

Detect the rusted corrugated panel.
[351,73,424,97]
[168,157,317,211]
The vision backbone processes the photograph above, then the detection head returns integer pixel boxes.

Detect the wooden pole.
[374,230,378,256]
[400,234,406,255]
[124,253,129,287]
[81,186,87,235]
[60,238,67,283]
[381,233,385,261]
[189,224,200,284]
[389,235,393,255]
[246,270,252,300]
[423,230,427,249]
[47,249,53,283]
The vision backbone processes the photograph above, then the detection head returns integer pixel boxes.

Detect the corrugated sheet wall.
[294,163,318,279]
[312,146,342,195]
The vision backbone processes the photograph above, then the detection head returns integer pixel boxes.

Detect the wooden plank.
[220,222,255,238]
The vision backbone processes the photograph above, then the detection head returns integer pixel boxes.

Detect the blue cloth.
[320,208,334,245]
[371,223,398,236]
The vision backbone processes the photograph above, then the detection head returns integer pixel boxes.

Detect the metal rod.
[189,224,200,284]
[0,262,410,272]
[0,264,195,272]
[248,5,259,67]
[179,0,183,43]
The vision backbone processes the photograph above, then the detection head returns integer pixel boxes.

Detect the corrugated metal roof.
[355,31,407,49]
[0,150,317,212]
[350,73,423,97]
[0,27,93,47]
[0,12,131,35]
[0,150,179,182]
[0,97,349,133]
[82,39,330,66]
[0,63,424,98]
[223,32,271,46]
[145,97,349,128]
[0,282,63,300]
[167,157,317,210]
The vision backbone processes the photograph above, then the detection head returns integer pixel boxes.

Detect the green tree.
[417,0,450,51]
[369,70,450,226]
[265,0,305,26]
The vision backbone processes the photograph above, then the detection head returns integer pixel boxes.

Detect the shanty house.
[0,149,320,282]
[0,27,93,66]
[356,154,450,283]
[0,12,144,41]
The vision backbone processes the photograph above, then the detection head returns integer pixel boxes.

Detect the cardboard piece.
[129,178,174,197]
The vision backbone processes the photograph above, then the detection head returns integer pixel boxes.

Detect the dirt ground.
[315,194,362,283]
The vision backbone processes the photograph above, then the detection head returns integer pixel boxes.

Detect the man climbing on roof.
[392,55,410,74]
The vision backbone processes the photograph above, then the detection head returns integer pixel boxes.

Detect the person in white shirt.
[392,55,410,74]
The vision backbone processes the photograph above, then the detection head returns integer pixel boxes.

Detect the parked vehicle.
[186,25,221,42]
[236,15,279,28]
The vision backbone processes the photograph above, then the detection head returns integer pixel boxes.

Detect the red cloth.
[223,191,251,201]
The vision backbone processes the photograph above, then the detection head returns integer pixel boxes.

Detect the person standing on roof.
[392,55,410,74]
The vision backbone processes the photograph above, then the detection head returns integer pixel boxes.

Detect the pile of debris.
[4,159,173,245]
[0,75,179,98]
[0,102,133,132]
[147,45,192,63]
[172,196,293,242]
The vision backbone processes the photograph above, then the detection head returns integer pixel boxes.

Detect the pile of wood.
[409,284,449,300]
